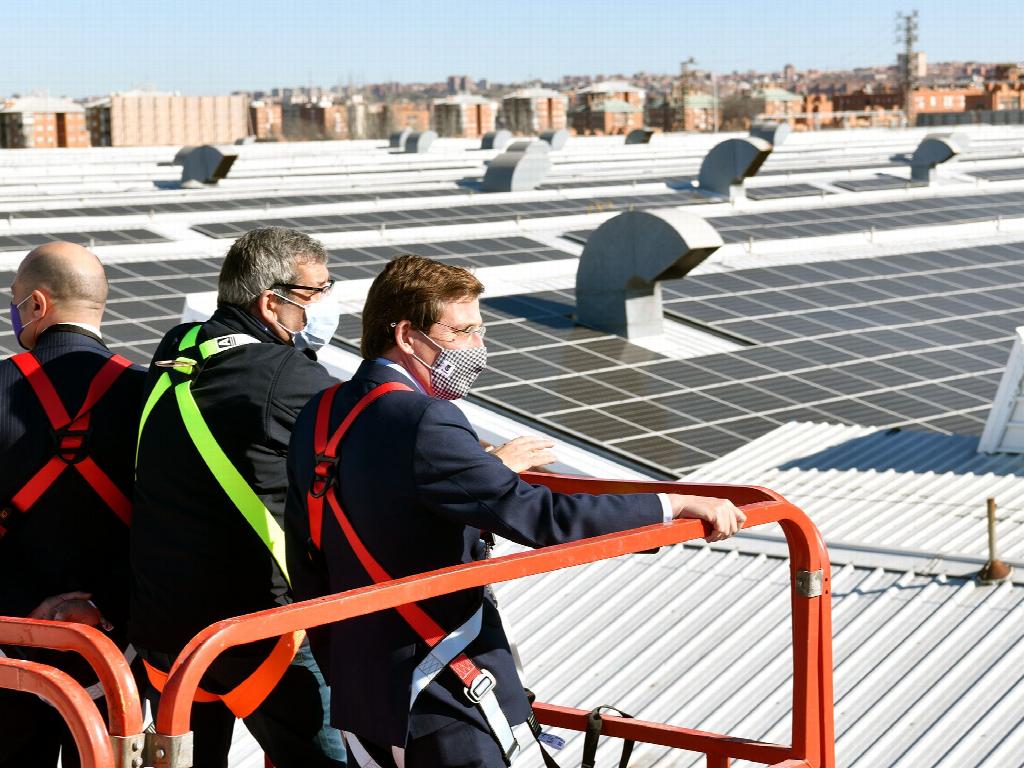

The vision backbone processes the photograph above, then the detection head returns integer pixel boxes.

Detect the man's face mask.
[9,294,36,350]
[272,292,341,352]
[413,331,487,401]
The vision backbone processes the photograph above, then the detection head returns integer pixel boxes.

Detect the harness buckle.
[310,454,336,499]
[464,668,497,703]
[52,422,91,465]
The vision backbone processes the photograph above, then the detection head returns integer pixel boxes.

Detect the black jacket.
[285,360,663,748]
[0,326,145,672]
[129,305,336,667]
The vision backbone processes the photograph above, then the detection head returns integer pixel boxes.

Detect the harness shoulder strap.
[308,382,520,764]
[3,352,135,533]
[136,326,289,583]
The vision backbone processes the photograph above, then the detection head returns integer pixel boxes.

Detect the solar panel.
[832,175,927,192]
[970,167,1024,182]
[0,230,169,252]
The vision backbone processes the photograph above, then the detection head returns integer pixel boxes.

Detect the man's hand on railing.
[28,592,113,631]
[667,495,747,542]
[487,435,558,473]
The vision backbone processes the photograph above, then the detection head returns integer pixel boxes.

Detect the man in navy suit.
[0,242,146,768]
[285,255,746,767]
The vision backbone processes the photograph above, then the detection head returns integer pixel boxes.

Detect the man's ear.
[394,319,416,354]
[250,291,276,326]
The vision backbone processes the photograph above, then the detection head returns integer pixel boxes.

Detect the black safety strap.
[581,706,635,768]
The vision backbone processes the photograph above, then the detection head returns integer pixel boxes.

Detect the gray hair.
[217,227,328,307]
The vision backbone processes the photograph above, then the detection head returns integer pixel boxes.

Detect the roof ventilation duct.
[481,130,512,150]
[910,133,966,183]
[749,121,791,146]
[539,129,568,150]
[697,136,772,201]
[389,128,411,149]
[979,326,1024,454]
[625,128,654,145]
[481,141,551,192]
[404,130,437,153]
[173,145,238,188]
[576,209,724,338]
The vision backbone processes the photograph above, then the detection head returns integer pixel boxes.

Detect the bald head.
[10,242,108,348]
[17,242,108,308]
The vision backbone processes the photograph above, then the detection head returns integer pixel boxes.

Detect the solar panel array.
[0,236,569,360]
[971,167,1024,182]
[334,240,1021,477]
[831,175,927,192]
[567,188,1024,247]
[0,229,168,252]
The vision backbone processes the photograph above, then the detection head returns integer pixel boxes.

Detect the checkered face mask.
[416,331,488,401]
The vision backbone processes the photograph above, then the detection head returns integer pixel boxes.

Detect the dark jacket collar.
[35,323,107,350]
[209,304,319,361]
[354,358,425,390]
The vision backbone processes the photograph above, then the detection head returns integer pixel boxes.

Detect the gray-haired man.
[130,227,347,767]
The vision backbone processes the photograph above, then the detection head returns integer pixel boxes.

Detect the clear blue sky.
[4,0,1021,97]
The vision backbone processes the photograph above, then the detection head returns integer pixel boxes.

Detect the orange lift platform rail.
[151,475,835,768]
[0,616,146,768]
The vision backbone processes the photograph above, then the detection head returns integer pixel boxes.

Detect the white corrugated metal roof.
[686,421,1024,564]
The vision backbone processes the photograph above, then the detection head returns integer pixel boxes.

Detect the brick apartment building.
[0,97,90,148]
[433,95,496,137]
[501,88,568,133]
[249,99,283,140]
[86,93,249,147]
[293,101,349,139]
[571,80,645,135]
[750,88,803,120]
[645,93,717,132]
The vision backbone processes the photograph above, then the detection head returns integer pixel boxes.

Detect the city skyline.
[3,0,1022,98]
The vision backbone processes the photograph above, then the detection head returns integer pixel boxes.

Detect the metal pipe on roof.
[978,497,1013,584]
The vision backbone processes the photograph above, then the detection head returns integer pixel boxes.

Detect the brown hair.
[361,254,483,359]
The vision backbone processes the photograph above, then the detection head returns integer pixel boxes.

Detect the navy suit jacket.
[285,359,663,749]
[0,326,145,675]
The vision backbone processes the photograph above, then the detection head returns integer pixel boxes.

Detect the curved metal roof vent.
[576,209,724,338]
[625,128,654,145]
[404,130,437,153]
[481,140,551,192]
[697,136,772,201]
[539,129,568,150]
[481,130,512,150]
[910,133,965,182]
[389,128,411,149]
[980,326,1024,454]
[749,121,791,146]
[173,145,238,188]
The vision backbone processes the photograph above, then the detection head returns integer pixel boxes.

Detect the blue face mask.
[272,293,341,351]
[10,295,35,350]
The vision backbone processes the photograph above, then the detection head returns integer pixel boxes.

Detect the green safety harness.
[136,324,292,585]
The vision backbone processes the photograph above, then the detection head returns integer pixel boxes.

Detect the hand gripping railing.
[0,657,115,767]
[154,476,835,768]
[0,617,146,767]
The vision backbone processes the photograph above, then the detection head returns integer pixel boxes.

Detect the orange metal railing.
[0,657,115,768]
[152,475,835,768]
[0,617,146,766]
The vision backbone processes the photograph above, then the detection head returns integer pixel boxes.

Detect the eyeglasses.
[434,322,486,338]
[272,279,335,297]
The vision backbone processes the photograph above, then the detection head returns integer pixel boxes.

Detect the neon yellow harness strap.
[174,380,291,584]
[135,324,290,584]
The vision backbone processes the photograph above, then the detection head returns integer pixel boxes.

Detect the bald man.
[0,242,145,768]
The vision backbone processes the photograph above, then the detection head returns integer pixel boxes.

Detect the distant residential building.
[832,88,903,112]
[501,88,568,133]
[292,100,349,139]
[911,86,982,116]
[249,99,283,140]
[966,82,1024,111]
[571,80,645,135]
[0,97,90,148]
[86,92,249,147]
[750,88,803,120]
[783,63,797,82]
[384,101,431,133]
[898,51,929,79]
[446,75,474,95]
[645,93,716,132]
[433,95,496,137]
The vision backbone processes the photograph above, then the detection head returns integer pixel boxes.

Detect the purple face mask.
[10,295,34,349]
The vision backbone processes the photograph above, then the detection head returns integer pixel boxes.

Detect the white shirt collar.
[374,357,427,394]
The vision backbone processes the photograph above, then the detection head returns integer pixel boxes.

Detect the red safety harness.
[0,352,133,539]
[307,381,520,763]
